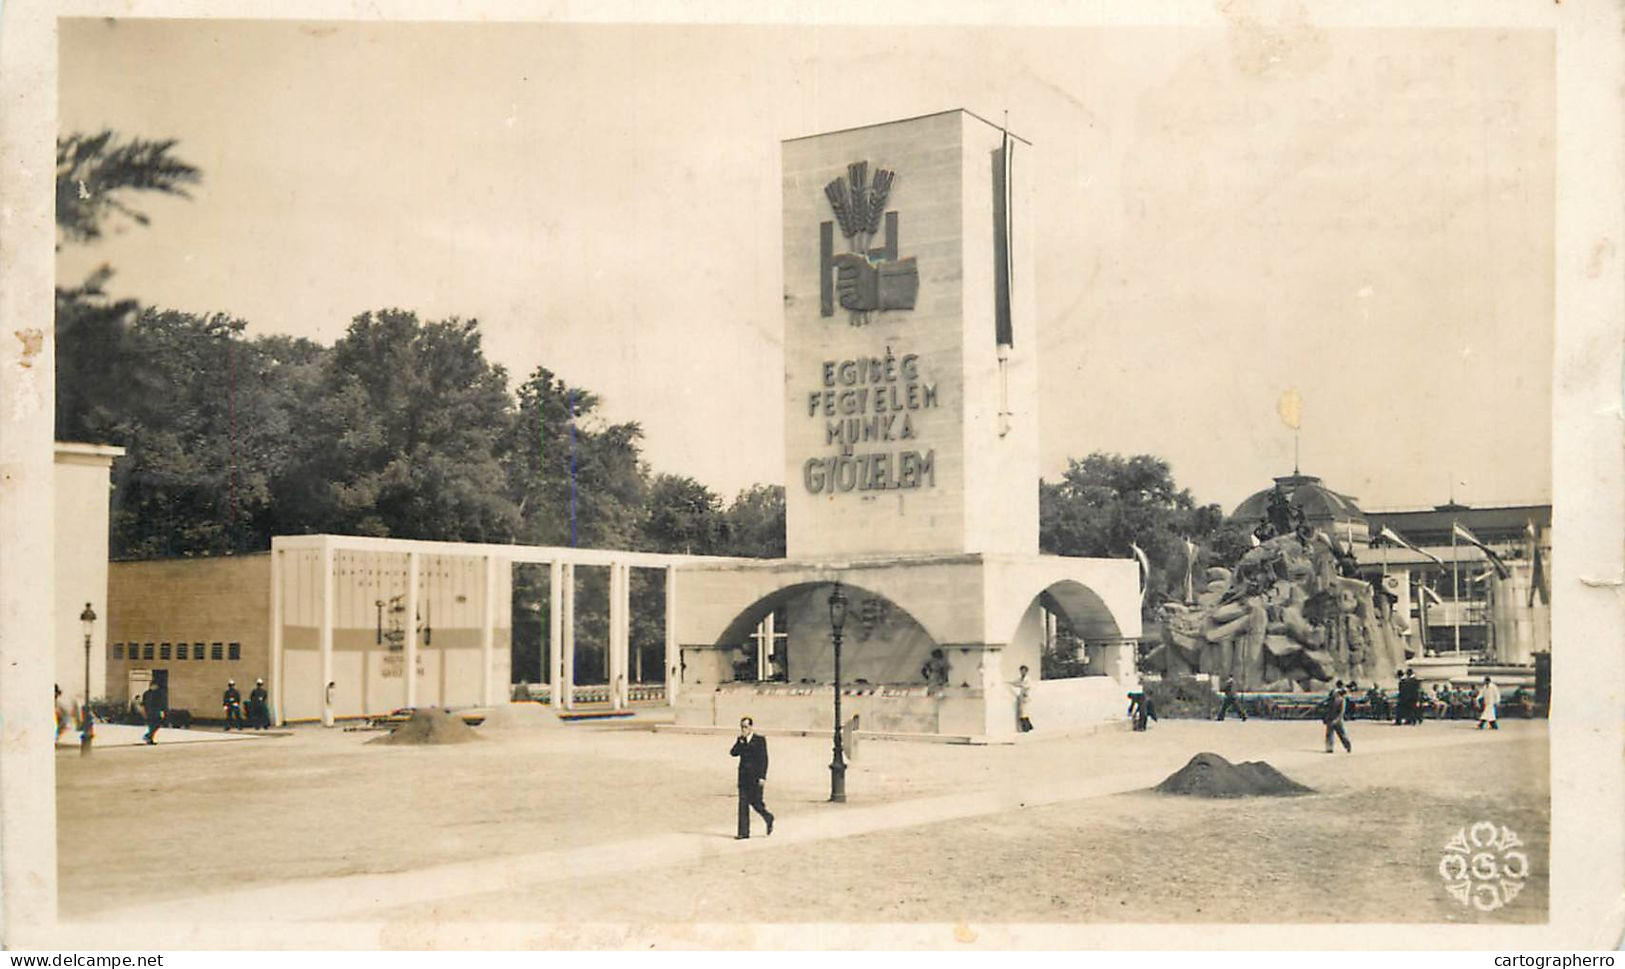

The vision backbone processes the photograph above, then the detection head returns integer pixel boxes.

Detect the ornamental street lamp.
[828,582,849,803]
[79,602,96,756]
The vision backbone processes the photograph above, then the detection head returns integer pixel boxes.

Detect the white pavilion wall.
[277,547,512,721]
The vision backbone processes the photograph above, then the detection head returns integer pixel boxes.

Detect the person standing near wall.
[54,684,70,742]
[1012,665,1034,733]
[222,679,244,730]
[323,680,335,728]
[921,649,950,694]
[248,678,270,730]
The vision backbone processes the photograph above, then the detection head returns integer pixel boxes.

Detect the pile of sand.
[1154,752,1313,798]
[366,708,482,746]
[478,702,562,732]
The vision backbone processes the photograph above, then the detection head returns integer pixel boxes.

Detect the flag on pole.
[993,123,1015,348]
[1129,542,1151,601]
[1527,520,1550,607]
[1182,537,1197,603]
[1452,522,1510,580]
[1376,524,1444,567]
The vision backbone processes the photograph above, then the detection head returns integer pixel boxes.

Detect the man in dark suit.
[730,716,774,839]
[141,682,166,745]
[1323,685,1352,754]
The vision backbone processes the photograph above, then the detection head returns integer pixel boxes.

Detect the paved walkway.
[55,723,265,748]
[82,720,1527,924]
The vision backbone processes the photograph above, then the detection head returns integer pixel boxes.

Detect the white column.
[405,551,420,709]
[664,566,679,706]
[319,539,334,727]
[270,546,284,726]
[759,612,775,681]
[548,560,564,706]
[481,555,497,706]
[610,561,629,709]
[560,563,576,710]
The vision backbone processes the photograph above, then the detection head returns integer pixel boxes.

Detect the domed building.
[1231,471,1370,547]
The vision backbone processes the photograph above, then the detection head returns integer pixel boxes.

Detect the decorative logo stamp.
[1438,820,1530,912]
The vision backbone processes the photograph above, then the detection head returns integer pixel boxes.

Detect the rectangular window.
[228,642,241,661]
[143,643,154,660]
[211,642,224,660]
[195,642,205,661]
[176,643,188,660]
[159,643,171,660]
[112,643,124,660]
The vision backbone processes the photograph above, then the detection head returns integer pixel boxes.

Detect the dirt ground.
[56,716,1546,924]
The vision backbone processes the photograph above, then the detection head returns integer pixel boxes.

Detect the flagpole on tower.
[995,110,1014,438]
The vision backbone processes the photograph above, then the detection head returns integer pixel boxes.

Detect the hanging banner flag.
[1377,524,1444,567]
[1527,520,1550,607]
[1452,521,1511,580]
[992,129,1015,348]
[1129,542,1151,601]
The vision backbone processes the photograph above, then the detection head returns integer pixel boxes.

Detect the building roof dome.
[1231,472,1367,525]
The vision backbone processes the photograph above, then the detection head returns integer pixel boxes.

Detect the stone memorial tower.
[675,111,1140,740]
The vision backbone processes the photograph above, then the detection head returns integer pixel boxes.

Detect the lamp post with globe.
[827,582,848,803]
[79,602,96,756]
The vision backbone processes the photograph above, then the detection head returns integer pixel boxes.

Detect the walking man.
[1477,676,1502,731]
[1323,685,1353,754]
[222,679,244,730]
[141,680,166,745]
[1392,669,1407,726]
[1216,675,1247,722]
[730,716,774,840]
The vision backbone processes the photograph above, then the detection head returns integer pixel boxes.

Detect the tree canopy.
[1040,452,1252,616]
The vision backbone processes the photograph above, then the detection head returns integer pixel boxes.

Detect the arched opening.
[1007,580,1127,682]
[697,582,940,688]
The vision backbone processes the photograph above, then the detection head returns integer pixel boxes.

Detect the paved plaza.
[55,714,1547,930]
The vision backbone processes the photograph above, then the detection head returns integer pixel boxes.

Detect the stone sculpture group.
[1150,516,1411,692]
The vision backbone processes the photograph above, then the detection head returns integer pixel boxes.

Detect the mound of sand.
[478,702,562,732]
[1154,752,1313,798]
[366,708,482,746]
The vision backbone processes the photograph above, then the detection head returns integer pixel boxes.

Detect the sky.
[56,17,1555,513]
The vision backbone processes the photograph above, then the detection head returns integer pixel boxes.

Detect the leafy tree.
[1039,452,1231,615]
[719,483,786,558]
[643,474,723,554]
[56,130,201,246]
[55,268,145,444]
[309,309,520,542]
[505,366,648,550]
[102,309,284,557]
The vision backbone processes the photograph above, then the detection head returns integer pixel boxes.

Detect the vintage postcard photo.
[2,0,1621,952]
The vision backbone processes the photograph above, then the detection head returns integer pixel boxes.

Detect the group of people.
[64,677,273,747]
[1392,668,1503,728]
[222,678,272,731]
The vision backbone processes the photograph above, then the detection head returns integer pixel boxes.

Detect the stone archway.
[708,581,941,687]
